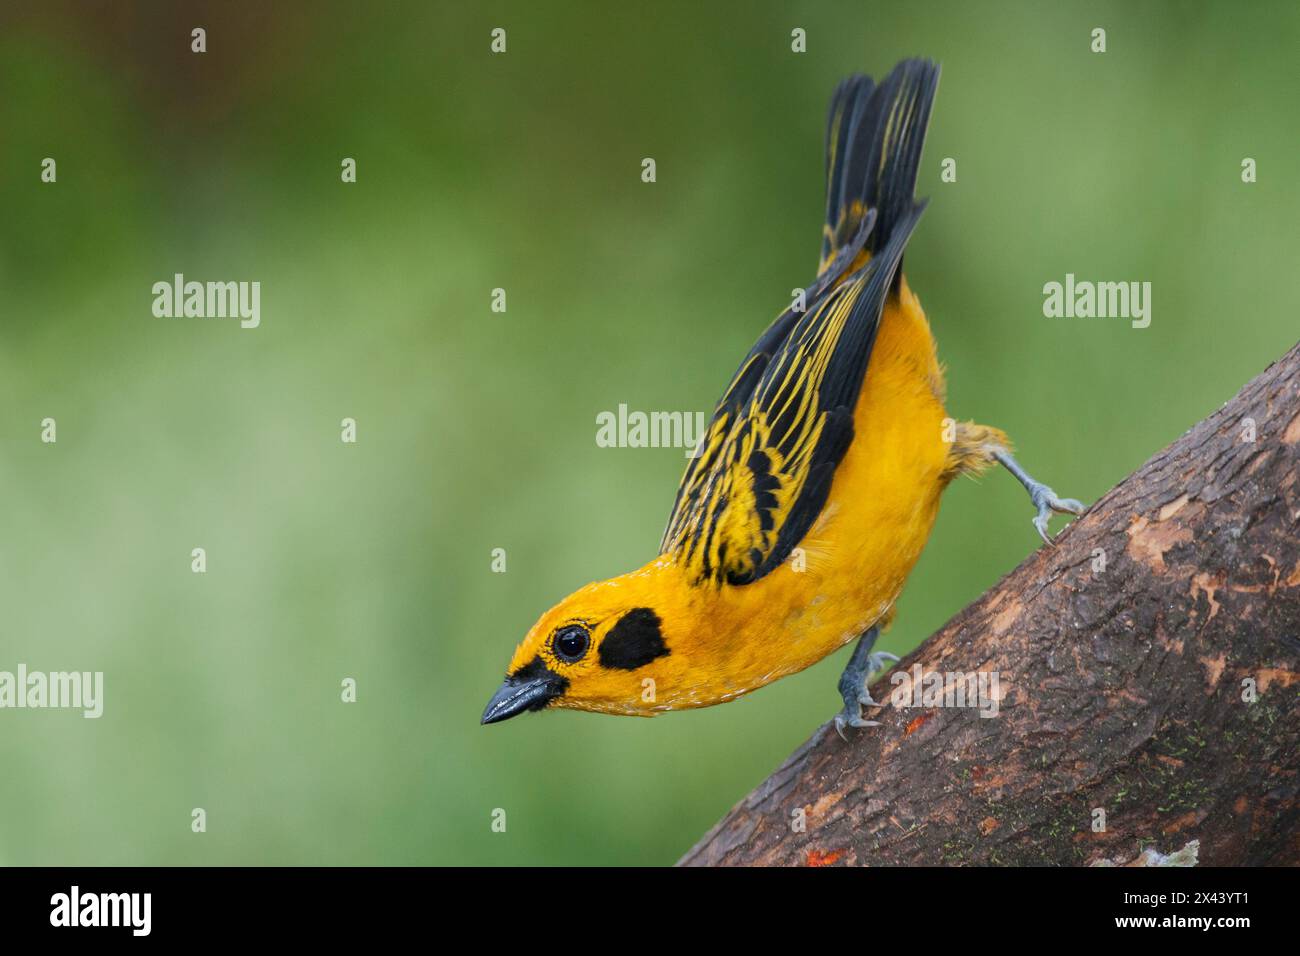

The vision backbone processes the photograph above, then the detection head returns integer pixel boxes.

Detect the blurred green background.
[0,0,1296,865]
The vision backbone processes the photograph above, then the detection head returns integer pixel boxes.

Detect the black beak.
[480,661,568,725]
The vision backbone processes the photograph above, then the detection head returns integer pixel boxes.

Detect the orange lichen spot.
[805,848,844,867]
[904,713,933,736]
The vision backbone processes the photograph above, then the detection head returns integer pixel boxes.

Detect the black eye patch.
[599,608,669,670]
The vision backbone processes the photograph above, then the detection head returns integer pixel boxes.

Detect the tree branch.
[680,342,1300,867]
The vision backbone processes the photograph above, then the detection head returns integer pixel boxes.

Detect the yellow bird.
[482,59,1083,734]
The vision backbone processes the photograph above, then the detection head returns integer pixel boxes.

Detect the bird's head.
[480,559,692,724]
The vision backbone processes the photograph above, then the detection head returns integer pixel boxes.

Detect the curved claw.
[867,651,900,673]
[834,712,882,740]
[992,448,1087,545]
[1031,487,1087,544]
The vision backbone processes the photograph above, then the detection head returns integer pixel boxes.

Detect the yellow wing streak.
[663,61,935,587]
[663,277,869,585]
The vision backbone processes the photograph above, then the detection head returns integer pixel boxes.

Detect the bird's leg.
[834,625,899,739]
[991,447,1085,544]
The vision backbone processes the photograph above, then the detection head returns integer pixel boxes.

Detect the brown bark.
[680,342,1300,867]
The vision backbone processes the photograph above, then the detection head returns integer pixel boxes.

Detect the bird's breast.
[708,282,950,684]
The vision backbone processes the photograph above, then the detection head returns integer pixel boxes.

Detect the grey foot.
[1028,484,1086,544]
[992,448,1086,544]
[833,629,898,739]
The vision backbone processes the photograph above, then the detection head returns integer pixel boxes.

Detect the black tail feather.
[818,58,939,286]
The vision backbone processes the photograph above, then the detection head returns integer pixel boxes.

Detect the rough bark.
[680,342,1300,867]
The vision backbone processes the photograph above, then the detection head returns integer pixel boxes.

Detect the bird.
[481,58,1084,735]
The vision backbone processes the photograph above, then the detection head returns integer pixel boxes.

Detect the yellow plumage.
[481,58,1079,728]
[502,280,1000,716]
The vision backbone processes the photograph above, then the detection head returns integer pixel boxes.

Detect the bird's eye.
[553,624,591,663]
